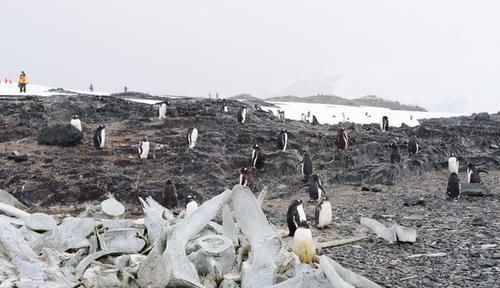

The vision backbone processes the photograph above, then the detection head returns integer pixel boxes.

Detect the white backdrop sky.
[1,0,499,113]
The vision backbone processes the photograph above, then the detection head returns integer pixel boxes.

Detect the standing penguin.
[389,143,401,164]
[311,115,319,125]
[185,195,198,217]
[381,116,389,132]
[466,162,488,183]
[138,137,150,159]
[277,129,288,152]
[158,100,170,120]
[70,115,82,132]
[301,113,307,122]
[408,137,420,155]
[93,125,106,149]
[448,153,459,174]
[297,153,313,182]
[278,110,285,122]
[251,144,265,170]
[315,196,332,228]
[187,128,198,149]
[447,172,460,199]
[301,174,325,202]
[237,105,247,124]
[163,179,178,209]
[287,199,307,237]
[239,167,255,188]
[292,220,316,263]
[221,102,228,113]
[336,127,348,150]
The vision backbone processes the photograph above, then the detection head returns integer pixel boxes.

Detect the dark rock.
[473,112,490,121]
[471,217,486,226]
[7,151,28,162]
[38,124,83,147]
[461,183,491,197]
[403,195,425,206]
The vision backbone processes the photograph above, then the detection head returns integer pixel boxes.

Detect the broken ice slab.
[25,213,58,232]
[223,204,238,244]
[139,196,174,244]
[137,189,232,288]
[33,217,95,253]
[0,201,30,219]
[0,189,27,209]
[99,228,146,253]
[320,256,383,288]
[271,271,331,288]
[231,184,281,288]
[188,235,236,281]
[360,217,416,244]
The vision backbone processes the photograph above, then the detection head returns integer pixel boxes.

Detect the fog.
[2,0,499,113]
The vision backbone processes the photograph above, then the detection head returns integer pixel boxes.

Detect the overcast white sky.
[1,0,499,113]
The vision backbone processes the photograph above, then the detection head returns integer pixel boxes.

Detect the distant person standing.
[89,84,94,92]
[124,86,128,92]
[18,71,28,93]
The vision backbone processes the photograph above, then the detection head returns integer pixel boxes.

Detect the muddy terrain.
[0,94,499,287]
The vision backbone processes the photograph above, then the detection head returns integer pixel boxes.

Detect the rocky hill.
[267,94,427,111]
[0,93,498,287]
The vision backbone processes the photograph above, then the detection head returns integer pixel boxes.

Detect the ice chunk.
[231,185,281,288]
[34,217,95,253]
[101,197,125,217]
[99,228,146,253]
[139,196,174,244]
[137,189,232,287]
[360,217,416,244]
[223,204,238,244]
[0,202,30,218]
[25,213,57,232]
[320,255,383,288]
[271,271,330,287]
[0,189,27,209]
[188,235,236,281]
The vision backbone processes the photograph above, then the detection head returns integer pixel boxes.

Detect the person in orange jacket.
[18,71,28,93]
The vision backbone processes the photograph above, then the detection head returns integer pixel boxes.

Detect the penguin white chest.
[159,104,167,119]
[297,204,307,222]
[223,106,228,113]
[139,141,150,159]
[241,109,247,123]
[185,201,198,217]
[317,201,332,228]
[343,133,348,149]
[283,133,288,151]
[188,128,198,149]
[448,157,459,174]
[100,129,106,148]
[70,119,82,131]
[467,169,472,183]
[292,228,315,263]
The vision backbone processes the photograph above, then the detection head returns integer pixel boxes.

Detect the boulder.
[38,124,83,147]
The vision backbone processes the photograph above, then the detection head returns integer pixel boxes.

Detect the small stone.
[471,217,486,226]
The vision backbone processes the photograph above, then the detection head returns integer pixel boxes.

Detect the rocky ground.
[0,94,499,287]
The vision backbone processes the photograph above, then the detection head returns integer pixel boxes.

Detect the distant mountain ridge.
[267,94,427,112]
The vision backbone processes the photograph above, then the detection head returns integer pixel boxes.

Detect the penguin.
[381,116,389,132]
[292,220,316,264]
[138,137,150,159]
[466,162,488,184]
[185,195,198,217]
[93,125,105,149]
[389,143,401,164]
[301,174,325,202]
[237,105,247,124]
[277,129,288,152]
[307,111,311,119]
[239,167,255,188]
[407,137,420,155]
[254,104,263,112]
[70,115,82,132]
[187,128,198,149]
[158,100,170,120]
[278,110,285,122]
[311,115,319,125]
[297,153,313,182]
[448,153,459,174]
[447,172,460,200]
[315,196,332,228]
[163,179,178,209]
[251,144,265,170]
[301,113,307,122]
[221,103,228,113]
[336,127,348,150]
[286,199,307,237]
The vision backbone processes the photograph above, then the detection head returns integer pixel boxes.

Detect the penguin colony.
[59,98,489,264]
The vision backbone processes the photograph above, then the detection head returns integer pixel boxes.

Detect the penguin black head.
[291,199,303,207]
[450,152,456,157]
[282,128,287,133]
[186,195,195,202]
[311,174,320,182]
[141,137,148,142]
[166,100,171,106]
[100,124,105,129]
[253,144,260,149]
[166,179,173,185]
[72,115,79,119]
